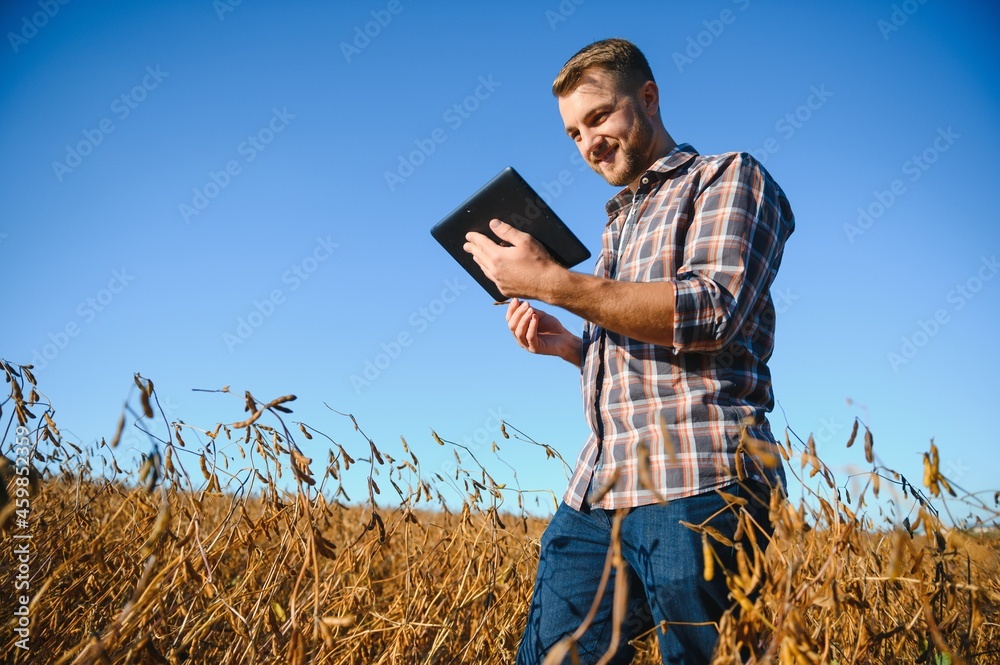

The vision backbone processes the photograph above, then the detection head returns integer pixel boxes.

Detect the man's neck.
[627,131,678,192]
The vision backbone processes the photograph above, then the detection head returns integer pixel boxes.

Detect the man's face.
[557,68,655,188]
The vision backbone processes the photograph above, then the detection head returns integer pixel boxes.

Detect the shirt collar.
[604,143,700,219]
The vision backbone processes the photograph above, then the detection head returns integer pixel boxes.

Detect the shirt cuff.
[672,276,733,353]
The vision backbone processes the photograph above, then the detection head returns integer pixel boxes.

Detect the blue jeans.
[516,481,772,664]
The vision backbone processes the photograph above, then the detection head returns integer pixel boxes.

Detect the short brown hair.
[552,38,655,97]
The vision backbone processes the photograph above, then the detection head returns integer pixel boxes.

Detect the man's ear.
[638,80,660,118]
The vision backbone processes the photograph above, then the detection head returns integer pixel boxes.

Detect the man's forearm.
[540,267,676,348]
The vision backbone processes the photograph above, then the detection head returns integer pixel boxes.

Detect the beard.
[589,112,655,187]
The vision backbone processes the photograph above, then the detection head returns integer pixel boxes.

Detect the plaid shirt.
[565,144,795,510]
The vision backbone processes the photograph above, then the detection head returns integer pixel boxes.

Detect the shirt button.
[641,177,649,184]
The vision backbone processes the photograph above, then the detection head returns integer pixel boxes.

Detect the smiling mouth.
[592,144,617,166]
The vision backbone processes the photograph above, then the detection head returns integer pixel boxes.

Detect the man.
[464,38,794,664]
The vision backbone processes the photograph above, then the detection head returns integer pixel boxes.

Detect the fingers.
[465,231,505,287]
[463,232,493,265]
[480,262,496,285]
[463,230,490,250]
[505,298,520,324]
[507,300,535,350]
[507,300,530,335]
[526,311,539,352]
[489,219,528,244]
[514,311,535,351]
[506,300,529,328]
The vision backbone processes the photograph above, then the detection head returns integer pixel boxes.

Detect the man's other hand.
[506,298,581,367]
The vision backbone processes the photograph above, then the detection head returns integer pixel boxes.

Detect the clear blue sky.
[3,1,998,520]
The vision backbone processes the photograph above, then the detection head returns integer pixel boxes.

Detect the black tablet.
[430,167,591,302]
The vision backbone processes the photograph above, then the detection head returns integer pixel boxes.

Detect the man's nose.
[581,130,603,157]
